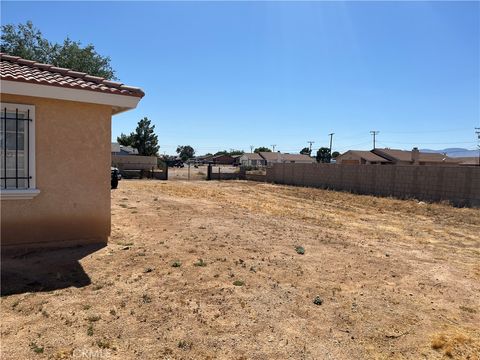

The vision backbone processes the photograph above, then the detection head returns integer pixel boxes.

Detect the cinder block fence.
[266,163,480,207]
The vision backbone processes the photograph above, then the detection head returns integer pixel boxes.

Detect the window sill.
[0,189,40,200]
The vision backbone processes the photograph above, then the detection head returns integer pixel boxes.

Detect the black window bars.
[1,107,32,189]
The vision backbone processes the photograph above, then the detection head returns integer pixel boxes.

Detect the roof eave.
[1,79,142,114]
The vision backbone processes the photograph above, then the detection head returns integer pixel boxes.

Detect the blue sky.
[2,1,479,155]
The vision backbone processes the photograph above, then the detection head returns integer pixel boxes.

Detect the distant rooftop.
[373,148,460,163]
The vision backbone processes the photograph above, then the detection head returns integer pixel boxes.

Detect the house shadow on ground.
[1,243,105,296]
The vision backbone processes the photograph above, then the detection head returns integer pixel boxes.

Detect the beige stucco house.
[258,152,315,165]
[335,150,391,165]
[337,148,462,166]
[371,148,461,166]
[239,153,266,167]
[0,53,144,249]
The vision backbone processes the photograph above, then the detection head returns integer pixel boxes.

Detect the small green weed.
[29,342,44,354]
[87,315,101,322]
[194,259,207,267]
[87,324,94,336]
[313,296,323,305]
[295,246,305,255]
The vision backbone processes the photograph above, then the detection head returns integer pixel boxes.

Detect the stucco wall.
[1,93,112,247]
[267,163,480,207]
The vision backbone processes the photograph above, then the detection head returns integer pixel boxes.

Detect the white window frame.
[0,102,39,200]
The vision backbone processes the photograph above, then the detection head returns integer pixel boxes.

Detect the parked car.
[111,167,121,189]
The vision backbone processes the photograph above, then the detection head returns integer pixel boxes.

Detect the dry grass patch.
[431,330,479,358]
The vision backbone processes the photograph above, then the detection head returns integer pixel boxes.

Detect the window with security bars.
[0,104,34,190]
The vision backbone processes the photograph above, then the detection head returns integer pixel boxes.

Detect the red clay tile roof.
[0,53,144,98]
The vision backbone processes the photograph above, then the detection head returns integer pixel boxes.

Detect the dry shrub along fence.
[266,163,480,207]
[207,166,267,181]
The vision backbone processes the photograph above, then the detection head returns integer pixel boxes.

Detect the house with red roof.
[0,53,144,249]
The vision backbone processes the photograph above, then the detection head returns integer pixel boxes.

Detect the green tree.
[332,151,340,159]
[1,21,116,79]
[117,133,135,147]
[214,150,244,156]
[300,147,311,156]
[176,145,195,161]
[316,147,332,163]
[254,147,272,153]
[117,117,159,156]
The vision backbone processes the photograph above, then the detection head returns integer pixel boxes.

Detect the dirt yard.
[2,180,479,359]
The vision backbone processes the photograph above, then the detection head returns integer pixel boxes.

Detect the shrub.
[295,246,305,255]
[29,342,44,354]
[194,259,207,267]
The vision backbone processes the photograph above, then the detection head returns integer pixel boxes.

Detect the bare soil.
[1,180,479,359]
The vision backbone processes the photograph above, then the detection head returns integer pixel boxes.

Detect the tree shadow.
[1,243,105,296]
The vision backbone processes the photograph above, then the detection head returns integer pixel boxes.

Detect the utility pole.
[307,141,315,153]
[271,144,277,152]
[328,133,334,154]
[370,131,379,149]
[475,127,480,166]
[250,145,254,153]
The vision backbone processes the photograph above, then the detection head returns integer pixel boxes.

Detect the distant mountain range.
[420,148,478,158]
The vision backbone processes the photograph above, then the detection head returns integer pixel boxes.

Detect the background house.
[1,53,144,248]
[211,154,235,165]
[111,142,139,156]
[259,152,315,165]
[336,148,463,166]
[372,148,461,165]
[335,150,391,165]
[111,142,155,173]
[232,154,242,166]
[239,153,266,167]
[456,157,480,166]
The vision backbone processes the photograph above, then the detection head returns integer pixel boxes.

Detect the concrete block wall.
[112,155,158,171]
[267,163,480,207]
